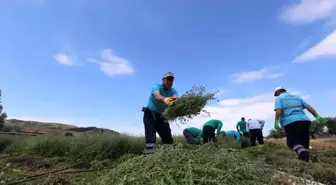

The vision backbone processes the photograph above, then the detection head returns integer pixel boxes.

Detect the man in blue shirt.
[221,130,241,142]
[273,86,325,162]
[142,72,178,154]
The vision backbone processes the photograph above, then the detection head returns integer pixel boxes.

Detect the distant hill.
[3,119,119,136]
[5,119,78,129]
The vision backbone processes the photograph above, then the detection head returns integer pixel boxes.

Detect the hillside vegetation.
[2,119,119,136]
[0,134,335,185]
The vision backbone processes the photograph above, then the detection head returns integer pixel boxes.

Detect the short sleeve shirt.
[236,120,247,133]
[274,92,310,127]
[146,84,178,113]
[225,130,240,141]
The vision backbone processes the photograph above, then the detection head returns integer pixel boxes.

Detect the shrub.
[65,132,74,136]
[325,117,336,134]
[310,120,326,138]
[0,136,15,152]
[31,135,145,160]
[268,129,286,139]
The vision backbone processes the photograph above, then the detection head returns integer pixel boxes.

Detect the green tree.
[268,129,286,139]
[310,120,326,138]
[325,117,336,135]
[0,112,7,131]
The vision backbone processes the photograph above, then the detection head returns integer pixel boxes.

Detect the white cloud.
[294,29,336,62]
[87,49,134,77]
[169,89,311,135]
[54,52,78,66]
[230,68,285,83]
[281,0,336,24]
[281,1,336,63]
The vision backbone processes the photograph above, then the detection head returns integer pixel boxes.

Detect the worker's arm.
[235,132,240,142]
[151,85,166,102]
[300,98,325,123]
[274,97,283,129]
[305,105,318,117]
[275,109,283,120]
[274,97,283,121]
[171,89,179,100]
[216,121,223,136]
[300,98,319,118]
[236,122,240,132]
[259,120,265,129]
[196,136,201,145]
[153,92,166,102]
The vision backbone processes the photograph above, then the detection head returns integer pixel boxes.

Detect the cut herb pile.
[162,85,219,123]
[96,142,277,185]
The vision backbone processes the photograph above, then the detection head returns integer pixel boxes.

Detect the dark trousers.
[249,129,264,146]
[143,108,173,154]
[203,126,215,143]
[284,121,311,161]
[183,129,196,144]
[242,132,250,138]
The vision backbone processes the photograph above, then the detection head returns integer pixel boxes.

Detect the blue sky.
[1,0,336,136]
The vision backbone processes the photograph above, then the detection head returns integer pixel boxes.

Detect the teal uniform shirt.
[236,120,248,133]
[146,84,178,113]
[202,119,223,136]
[186,127,203,144]
[274,92,310,127]
[225,130,240,142]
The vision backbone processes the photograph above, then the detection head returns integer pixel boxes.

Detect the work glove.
[274,120,281,130]
[315,116,326,124]
[171,96,178,100]
[164,97,174,105]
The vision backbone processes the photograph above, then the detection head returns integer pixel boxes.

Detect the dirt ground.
[266,137,336,149]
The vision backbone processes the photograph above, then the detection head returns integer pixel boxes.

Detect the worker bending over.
[183,127,202,145]
[273,87,325,162]
[202,119,223,143]
[247,119,264,146]
[220,130,241,142]
[142,72,178,154]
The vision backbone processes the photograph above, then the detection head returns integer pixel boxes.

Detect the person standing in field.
[202,119,223,143]
[247,119,264,146]
[273,86,325,162]
[142,72,178,154]
[183,127,203,145]
[236,117,249,137]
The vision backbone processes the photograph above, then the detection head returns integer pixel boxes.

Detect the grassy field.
[0,135,335,185]
[325,139,336,143]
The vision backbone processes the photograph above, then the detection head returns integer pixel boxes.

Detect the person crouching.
[183,127,202,145]
[202,119,223,143]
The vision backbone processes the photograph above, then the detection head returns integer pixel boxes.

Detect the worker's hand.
[274,120,281,130]
[171,96,178,100]
[164,97,174,105]
[196,137,201,145]
[315,116,326,124]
